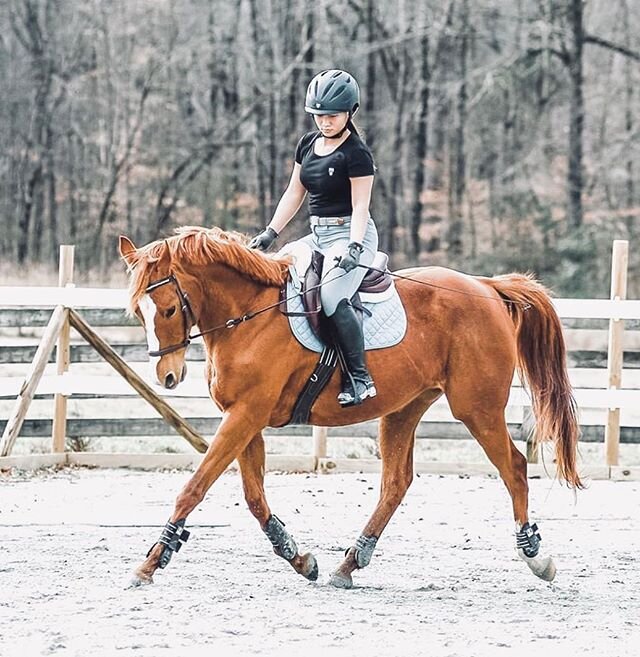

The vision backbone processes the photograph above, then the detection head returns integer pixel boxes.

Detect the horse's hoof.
[301,552,319,581]
[128,570,154,588]
[329,570,353,589]
[533,556,556,582]
[519,550,557,582]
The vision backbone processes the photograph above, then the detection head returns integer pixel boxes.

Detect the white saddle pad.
[278,242,407,354]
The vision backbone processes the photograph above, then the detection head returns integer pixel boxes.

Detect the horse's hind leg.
[329,391,440,589]
[237,433,318,581]
[454,404,556,582]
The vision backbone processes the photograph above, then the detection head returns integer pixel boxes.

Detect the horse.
[119,225,581,589]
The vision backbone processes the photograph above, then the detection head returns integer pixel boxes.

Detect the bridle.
[144,275,198,357]
[142,272,302,357]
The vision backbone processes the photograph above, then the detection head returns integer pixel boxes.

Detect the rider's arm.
[349,175,374,245]
[268,163,307,235]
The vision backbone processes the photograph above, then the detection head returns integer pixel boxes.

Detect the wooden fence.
[1,241,639,479]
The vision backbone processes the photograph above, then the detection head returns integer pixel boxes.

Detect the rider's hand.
[337,241,364,273]
[248,227,278,251]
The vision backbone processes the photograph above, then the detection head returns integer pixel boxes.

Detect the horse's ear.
[158,241,171,269]
[119,235,137,266]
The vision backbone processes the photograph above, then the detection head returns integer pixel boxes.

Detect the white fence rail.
[2,285,640,318]
[0,373,638,410]
[1,290,638,410]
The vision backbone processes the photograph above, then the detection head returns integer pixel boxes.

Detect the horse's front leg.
[237,433,318,581]
[130,408,261,586]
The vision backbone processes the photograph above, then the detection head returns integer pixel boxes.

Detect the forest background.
[0,0,639,297]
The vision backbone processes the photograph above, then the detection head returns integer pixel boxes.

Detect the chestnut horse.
[119,226,580,589]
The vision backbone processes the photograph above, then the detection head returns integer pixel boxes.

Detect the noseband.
[144,274,196,357]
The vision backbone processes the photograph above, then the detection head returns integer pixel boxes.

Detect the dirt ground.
[1,467,639,657]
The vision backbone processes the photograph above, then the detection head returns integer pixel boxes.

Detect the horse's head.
[119,235,195,389]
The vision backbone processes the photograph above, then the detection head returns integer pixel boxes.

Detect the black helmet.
[305,69,360,116]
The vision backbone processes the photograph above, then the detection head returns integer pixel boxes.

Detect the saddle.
[280,249,394,343]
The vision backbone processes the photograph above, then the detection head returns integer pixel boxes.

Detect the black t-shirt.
[295,130,375,217]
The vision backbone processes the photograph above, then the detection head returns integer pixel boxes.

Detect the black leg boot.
[329,299,377,406]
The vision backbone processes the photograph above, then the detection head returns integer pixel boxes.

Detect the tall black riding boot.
[329,299,377,406]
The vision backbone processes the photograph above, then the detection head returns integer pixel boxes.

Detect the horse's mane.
[127,226,290,310]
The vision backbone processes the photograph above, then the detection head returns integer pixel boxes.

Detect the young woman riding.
[249,69,379,407]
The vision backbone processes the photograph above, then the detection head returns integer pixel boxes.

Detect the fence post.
[523,408,538,463]
[52,245,74,453]
[604,240,628,467]
[313,426,328,466]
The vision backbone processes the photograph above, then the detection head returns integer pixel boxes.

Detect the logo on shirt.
[328,167,335,176]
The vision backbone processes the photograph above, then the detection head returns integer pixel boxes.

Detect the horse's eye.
[165,306,177,319]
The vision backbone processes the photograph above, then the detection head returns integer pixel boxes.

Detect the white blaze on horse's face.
[139,294,160,381]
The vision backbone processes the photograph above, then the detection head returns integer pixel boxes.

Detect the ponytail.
[348,118,364,140]
[348,117,375,170]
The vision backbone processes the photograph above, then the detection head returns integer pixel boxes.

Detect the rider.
[249,69,378,407]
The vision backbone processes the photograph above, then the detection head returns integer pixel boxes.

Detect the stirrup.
[337,379,377,407]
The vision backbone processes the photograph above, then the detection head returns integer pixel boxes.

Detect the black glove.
[337,241,364,272]
[248,227,278,251]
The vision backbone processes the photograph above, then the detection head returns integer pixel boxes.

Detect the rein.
[143,273,329,357]
[356,264,532,310]
[144,262,531,357]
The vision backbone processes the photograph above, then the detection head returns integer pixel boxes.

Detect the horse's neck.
[194,262,278,333]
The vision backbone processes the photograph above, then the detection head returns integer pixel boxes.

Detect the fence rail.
[2,285,640,318]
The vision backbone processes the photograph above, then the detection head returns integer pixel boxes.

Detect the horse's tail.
[483,273,582,489]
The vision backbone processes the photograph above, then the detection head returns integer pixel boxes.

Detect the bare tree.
[409,11,430,257]
[0,0,638,297]
[446,0,469,259]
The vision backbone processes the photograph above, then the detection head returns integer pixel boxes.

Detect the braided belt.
[310,215,351,226]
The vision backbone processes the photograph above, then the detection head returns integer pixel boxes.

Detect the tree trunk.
[18,165,40,264]
[248,0,268,228]
[303,3,314,125]
[567,0,584,229]
[386,0,410,255]
[284,0,297,139]
[45,135,58,264]
[364,0,377,150]
[621,0,634,237]
[31,167,44,261]
[409,28,430,257]
[228,48,241,229]
[428,5,454,197]
[447,0,468,259]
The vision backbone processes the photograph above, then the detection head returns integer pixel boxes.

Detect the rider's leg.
[329,297,377,405]
[320,237,377,406]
